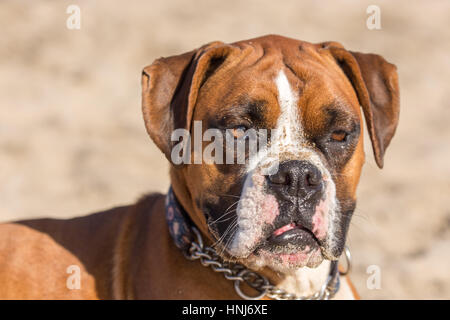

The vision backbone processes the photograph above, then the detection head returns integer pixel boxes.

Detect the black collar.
[165,186,195,252]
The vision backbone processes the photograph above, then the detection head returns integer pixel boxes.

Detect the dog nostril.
[268,172,290,185]
[306,172,321,187]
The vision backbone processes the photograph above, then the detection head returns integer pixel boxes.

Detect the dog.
[0,35,399,299]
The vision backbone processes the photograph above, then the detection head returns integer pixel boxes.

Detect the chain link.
[186,227,350,300]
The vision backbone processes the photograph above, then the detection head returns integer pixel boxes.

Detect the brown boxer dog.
[0,35,399,299]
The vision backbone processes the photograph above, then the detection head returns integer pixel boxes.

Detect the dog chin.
[244,246,324,272]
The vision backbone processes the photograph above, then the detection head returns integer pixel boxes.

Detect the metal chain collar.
[185,226,351,300]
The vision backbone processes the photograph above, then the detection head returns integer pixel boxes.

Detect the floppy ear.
[323,43,400,168]
[141,42,236,160]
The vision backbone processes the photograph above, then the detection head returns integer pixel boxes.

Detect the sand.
[0,0,448,299]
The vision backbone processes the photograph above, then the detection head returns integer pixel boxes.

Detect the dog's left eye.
[330,130,348,142]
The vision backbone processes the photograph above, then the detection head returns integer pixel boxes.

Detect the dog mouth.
[246,221,324,269]
[266,222,321,250]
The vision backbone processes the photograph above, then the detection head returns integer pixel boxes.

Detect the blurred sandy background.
[0,0,449,299]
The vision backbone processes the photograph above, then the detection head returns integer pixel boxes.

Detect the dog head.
[142,35,399,272]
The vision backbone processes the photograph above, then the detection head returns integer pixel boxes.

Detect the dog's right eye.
[330,130,348,143]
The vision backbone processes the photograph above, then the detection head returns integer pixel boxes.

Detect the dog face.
[142,35,399,272]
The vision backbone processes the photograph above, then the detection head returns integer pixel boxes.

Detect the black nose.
[268,160,323,198]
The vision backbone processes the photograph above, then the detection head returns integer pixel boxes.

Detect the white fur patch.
[278,260,331,296]
[247,70,303,174]
[272,69,303,153]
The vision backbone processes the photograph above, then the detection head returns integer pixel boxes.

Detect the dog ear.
[323,43,400,168]
[141,42,236,159]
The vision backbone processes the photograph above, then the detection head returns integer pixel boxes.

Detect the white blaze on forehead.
[273,70,303,151]
[247,70,303,173]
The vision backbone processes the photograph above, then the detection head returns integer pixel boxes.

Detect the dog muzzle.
[165,186,351,300]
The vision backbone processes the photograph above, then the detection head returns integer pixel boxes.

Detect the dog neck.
[262,260,332,297]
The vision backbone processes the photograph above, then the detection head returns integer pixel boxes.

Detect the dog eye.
[330,130,348,142]
[230,125,247,139]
